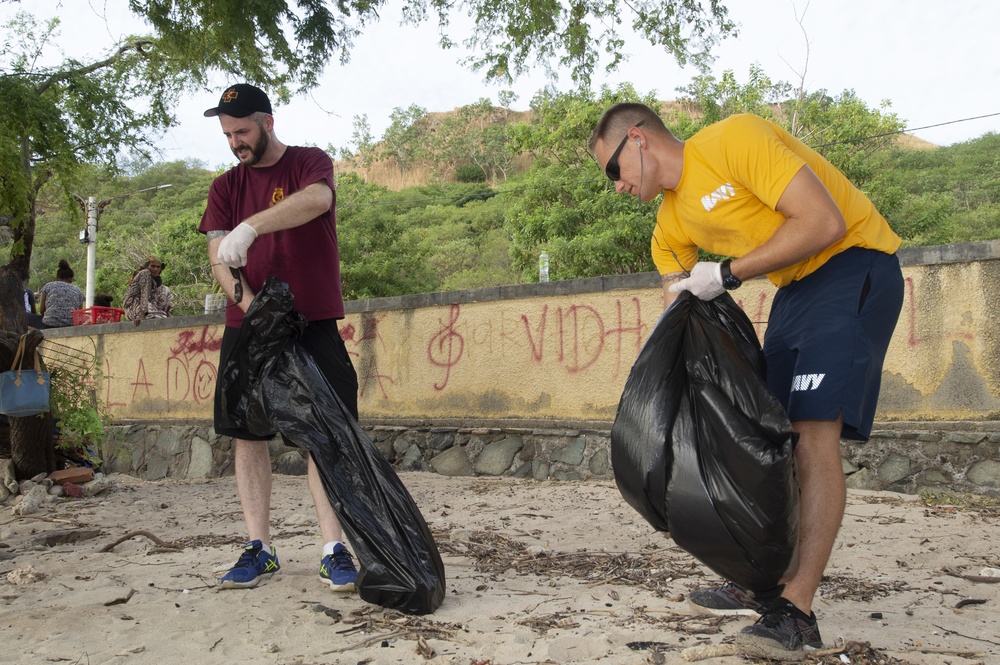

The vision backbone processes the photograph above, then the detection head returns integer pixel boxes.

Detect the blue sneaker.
[219,540,280,589]
[320,543,358,592]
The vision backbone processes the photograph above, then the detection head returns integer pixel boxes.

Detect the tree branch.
[33,40,154,96]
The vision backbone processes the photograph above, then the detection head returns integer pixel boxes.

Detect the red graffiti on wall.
[736,291,771,339]
[609,297,647,370]
[427,304,464,390]
[521,305,548,362]
[130,359,153,402]
[164,326,221,406]
[342,313,395,398]
[170,327,223,359]
[340,322,356,348]
[519,298,646,375]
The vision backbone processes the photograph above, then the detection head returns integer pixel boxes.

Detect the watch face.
[721,262,741,289]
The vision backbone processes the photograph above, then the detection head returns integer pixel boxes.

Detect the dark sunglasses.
[604,120,645,181]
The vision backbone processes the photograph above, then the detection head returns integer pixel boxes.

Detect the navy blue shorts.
[214,318,359,441]
[762,248,903,441]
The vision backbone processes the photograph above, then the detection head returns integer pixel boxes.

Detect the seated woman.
[122,257,173,325]
[37,260,85,328]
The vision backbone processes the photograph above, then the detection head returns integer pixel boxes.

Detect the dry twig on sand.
[99,530,183,553]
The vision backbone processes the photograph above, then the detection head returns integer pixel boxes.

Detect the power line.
[812,111,1000,148]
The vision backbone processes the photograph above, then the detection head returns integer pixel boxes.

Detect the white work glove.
[668,261,726,301]
[217,222,258,268]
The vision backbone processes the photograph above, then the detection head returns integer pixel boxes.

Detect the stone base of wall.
[846,421,1000,494]
[103,419,1000,496]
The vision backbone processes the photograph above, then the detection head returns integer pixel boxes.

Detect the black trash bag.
[611,291,798,592]
[218,277,445,615]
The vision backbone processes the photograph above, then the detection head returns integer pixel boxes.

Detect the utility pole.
[83,196,99,308]
[74,184,171,308]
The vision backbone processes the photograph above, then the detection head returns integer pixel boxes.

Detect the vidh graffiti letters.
[520,298,646,375]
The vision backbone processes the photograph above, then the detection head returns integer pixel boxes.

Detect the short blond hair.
[588,103,669,156]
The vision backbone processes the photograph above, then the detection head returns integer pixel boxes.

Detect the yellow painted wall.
[39,247,1000,424]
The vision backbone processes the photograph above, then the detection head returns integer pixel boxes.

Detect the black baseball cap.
[203,83,273,118]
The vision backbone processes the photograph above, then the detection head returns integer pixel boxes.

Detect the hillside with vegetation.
[7,79,998,317]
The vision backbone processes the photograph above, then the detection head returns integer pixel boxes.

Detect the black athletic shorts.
[213,318,359,441]
[763,247,904,441]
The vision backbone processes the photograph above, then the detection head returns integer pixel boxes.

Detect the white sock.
[322,541,342,557]
[258,542,273,556]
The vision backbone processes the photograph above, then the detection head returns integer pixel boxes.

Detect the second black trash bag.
[218,277,445,615]
[611,291,799,593]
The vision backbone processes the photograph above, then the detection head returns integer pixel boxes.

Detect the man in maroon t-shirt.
[199,84,360,593]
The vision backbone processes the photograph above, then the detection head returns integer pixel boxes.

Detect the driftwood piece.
[99,530,184,553]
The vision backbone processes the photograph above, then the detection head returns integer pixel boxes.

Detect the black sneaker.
[735,599,823,660]
[687,582,766,616]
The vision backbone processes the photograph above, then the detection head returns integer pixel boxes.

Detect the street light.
[74,183,172,308]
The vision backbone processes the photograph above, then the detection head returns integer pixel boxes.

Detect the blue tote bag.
[0,334,51,417]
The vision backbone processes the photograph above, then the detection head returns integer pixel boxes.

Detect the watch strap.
[720,260,742,290]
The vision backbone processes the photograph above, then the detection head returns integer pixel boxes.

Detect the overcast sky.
[8,1,1000,170]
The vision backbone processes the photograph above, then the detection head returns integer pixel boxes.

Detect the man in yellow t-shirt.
[589,103,904,660]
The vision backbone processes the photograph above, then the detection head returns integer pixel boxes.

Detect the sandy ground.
[0,472,997,665]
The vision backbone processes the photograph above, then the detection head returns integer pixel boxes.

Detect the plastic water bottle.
[539,253,549,283]
[204,293,226,314]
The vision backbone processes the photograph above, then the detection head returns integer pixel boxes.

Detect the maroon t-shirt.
[199,146,343,327]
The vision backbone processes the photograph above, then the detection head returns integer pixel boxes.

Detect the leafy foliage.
[673,63,792,131]
[135,0,735,89]
[501,84,663,279]
[878,132,1000,246]
[47,349,110,467]
[7,59,998,306]
[0,11,189,281]
[3,0,734,290]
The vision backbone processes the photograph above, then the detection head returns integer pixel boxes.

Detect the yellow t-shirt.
[651,114,901,287]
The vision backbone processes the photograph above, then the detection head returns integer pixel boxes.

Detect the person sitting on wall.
[37,260,85,328]
[123,257,173,325]
[93,294,114,308]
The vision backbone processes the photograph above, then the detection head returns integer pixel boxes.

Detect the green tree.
[673,63,791,131]
[339,114,377,169]
[788,89,904,191]
[137,0,736,88]
[335,173,437,298]
[880,132,1000,246]
[0,12,187,281]
[503,84,662,279]
[381,105,428,175]
[430,99,518,181]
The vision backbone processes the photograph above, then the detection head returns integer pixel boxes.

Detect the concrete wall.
[40,240,1000,424]
[38,241,1000,494]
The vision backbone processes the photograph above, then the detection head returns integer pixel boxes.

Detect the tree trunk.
[0,266,55,480]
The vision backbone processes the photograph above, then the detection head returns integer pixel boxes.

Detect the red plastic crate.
[72,307,125,325]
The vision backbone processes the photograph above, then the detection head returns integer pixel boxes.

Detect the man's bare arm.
[728,165,846,282]
[661,270,689,310]
[240,181,333,236]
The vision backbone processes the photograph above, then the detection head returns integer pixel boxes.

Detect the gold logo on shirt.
[271,188,284,207]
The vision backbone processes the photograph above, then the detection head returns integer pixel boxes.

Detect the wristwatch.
[720,260,742,290]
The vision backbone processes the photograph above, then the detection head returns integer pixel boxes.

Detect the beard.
[233,128,269,166]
